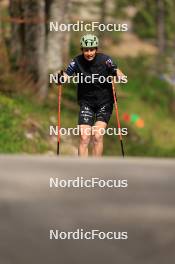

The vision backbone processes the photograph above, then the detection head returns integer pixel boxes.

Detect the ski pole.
[57,70,63,155]
[112,79,125,157]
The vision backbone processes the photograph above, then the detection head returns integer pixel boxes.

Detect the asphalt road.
[0,156,175,264]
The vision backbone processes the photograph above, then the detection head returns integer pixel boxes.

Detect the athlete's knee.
[80,134,91,146]
[93,132,103,144]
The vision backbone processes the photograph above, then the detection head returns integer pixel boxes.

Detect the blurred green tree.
[133,0,175,52]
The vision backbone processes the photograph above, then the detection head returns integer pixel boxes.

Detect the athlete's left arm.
[106,57,126,80]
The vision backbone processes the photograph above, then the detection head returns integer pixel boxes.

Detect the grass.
[0,90,55,153]
[103,55,175,156]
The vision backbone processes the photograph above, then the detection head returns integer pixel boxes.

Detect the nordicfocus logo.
[49,126,128,136]
[50,73,128,84]
[50,229,128,240]
[49,21,128,32]
[49,177,128,189]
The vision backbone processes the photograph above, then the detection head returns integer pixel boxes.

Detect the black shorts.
[78,102,113,126]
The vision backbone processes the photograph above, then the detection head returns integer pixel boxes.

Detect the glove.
[57,70,64,84]
[106,59,117,76]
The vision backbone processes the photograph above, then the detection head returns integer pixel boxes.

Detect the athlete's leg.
[78,103,95,157]
[92,103,113,156]
[92,121,107,157]
[78,125,92,157]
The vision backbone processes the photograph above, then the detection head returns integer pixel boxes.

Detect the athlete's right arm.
[57,59,77,83]
[65,59,77,76]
